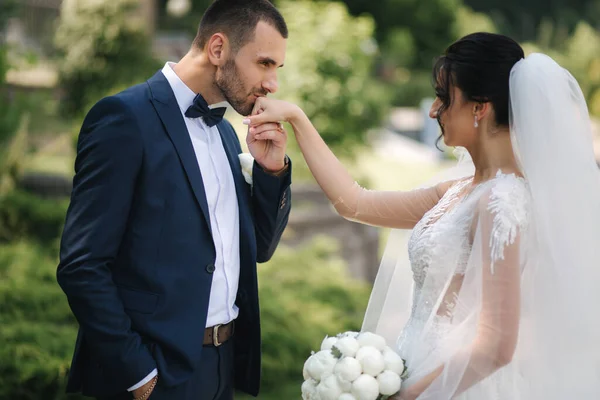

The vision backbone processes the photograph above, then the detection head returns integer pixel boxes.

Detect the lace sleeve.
[331,180,454,229]
[450,176,530,394]
[282,110,456,229]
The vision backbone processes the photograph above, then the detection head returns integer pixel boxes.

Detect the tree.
[333,0,460,69]
[463,0,600,42]
[275,0,390,152]
[54,0,161,117]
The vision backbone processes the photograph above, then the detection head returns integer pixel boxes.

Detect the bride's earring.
[474,116,479,128]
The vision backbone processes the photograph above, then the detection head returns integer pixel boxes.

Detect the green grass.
[236,382,301,400]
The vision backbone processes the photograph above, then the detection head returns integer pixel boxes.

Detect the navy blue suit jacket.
[57,71,292,398]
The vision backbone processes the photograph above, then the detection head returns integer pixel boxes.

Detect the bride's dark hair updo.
[433,32,525,127]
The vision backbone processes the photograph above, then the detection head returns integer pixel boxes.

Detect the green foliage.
[0,115,30,196]
[156,0,213,33]
[258,235,371,392]
[0,241,83,400]
[463,0,599,42]
[0,0,19,30]
[0,190,68,245]
[276,0,390,153]
[452,5,498,40]
[521,21,600,117]
[54,0,162,117]
[388,70,434,107]
[337,0,460,69]
[0,232,369,399]
[0,0,26,147]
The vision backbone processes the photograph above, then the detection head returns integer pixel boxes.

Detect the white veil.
[362,53,600,399]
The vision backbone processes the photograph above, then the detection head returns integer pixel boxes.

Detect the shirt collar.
[160,62,230,115]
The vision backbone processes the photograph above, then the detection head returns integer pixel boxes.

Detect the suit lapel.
[147,72,212,233]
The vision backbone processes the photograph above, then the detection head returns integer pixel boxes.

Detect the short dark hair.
[193,0,288,53]
[433,32,524,127]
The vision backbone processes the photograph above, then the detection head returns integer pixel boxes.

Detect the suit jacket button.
[206,263,216,274]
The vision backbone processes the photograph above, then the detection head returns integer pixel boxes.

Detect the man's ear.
[206,33,229,66]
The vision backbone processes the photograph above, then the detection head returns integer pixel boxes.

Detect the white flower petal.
[302,379,319,400]
[356,332,387,351]
[383,347,405,376]
[303,355,313,380]
[351,374,380,400]
[238,153,254,185]
[355,346,385,376]
[307,350,338,381]
[321,336,339,351]
[337,331,360,339]
[317,374,344,400]
[334,357,362,382]
[377,370,402,396]
[335,337,360,357]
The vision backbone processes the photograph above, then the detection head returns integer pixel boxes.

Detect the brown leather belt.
[203,321,234,346]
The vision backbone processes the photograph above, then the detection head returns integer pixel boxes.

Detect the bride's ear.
[473,102,490,121]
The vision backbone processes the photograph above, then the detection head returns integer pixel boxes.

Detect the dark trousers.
[99,338,235,400]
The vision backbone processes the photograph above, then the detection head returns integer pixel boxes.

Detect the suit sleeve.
[57,96,157,390]
[251,159,292,262]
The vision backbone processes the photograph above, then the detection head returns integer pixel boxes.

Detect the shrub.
[0,241,83,400]
[54,0,161,117]
[0,190,68,245]
[257,235,371,393]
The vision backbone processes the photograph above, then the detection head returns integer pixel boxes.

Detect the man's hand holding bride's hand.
[242,97,303,174]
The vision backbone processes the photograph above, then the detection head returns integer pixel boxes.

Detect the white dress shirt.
[129,62,241,391]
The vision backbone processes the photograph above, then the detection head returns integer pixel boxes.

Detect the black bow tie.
[184,93,227,127]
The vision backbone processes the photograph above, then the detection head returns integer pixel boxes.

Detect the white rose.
[334,357,362,382]
[356,332,387,351]
[303,355,313,380]
[338,393,358,400]
[335,337,360,357]
[355,346,385,376]
[351,374,380,400]
[321,336,339,351]
[337,376,353,393]
[302,379,319,400]
[307,350,338,381]
[383,347,405,376]
[238,153,254,185]
[337,331,360,339]
[317,374,344,400]
[377,370,402,396]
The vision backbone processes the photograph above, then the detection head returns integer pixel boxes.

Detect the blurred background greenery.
[1,0,599,399]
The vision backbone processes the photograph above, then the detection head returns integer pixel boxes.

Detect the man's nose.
[263,73,279,94]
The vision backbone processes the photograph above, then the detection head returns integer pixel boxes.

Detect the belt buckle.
[213,324,223,347]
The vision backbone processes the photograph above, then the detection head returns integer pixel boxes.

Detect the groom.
[56,1,291,399]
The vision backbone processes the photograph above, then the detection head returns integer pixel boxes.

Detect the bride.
[243,32,600,399]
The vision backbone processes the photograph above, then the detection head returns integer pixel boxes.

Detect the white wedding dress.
[298,53,600,398]
[357,54,600,399]
[398,172,530,399]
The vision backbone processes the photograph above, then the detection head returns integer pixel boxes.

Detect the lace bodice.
[398,172,530,367]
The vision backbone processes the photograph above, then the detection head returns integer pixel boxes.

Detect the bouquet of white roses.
[302,331,408,400]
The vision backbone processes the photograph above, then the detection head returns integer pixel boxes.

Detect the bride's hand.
[242,97,303,127]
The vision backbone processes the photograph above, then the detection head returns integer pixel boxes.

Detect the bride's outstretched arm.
[244,97,452,229]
